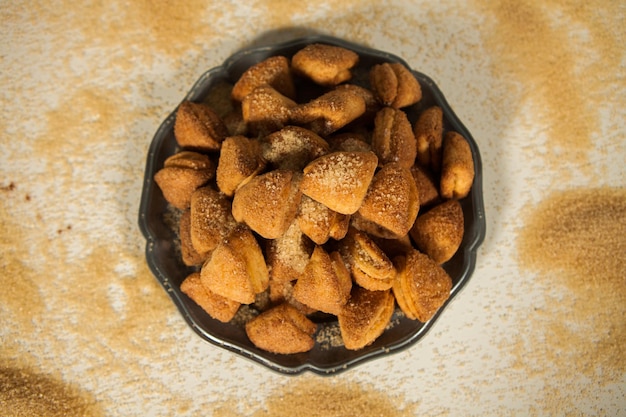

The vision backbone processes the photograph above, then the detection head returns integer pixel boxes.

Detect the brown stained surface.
[515,188,626,412]
[475,1,626,412]
[476,0,625,177]
[1,0,625,415]
[0,365,104,417]
[518,189,626,311]
[213,380,417,417]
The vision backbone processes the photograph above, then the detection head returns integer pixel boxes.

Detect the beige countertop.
[1,1,624,416]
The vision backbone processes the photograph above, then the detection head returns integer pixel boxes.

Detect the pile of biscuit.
[154,43,475,354]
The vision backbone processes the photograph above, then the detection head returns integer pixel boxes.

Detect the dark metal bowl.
[138,35,486,375]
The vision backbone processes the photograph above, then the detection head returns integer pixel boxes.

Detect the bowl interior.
[139,35,485,375]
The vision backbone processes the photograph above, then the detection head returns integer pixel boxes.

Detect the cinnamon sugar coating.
[153,151,215,210]
[293,246,352,316]
[180,272,240,323]
[261,126,329,171]
[232,170,302,239]
[189,186,237,254]
[370,62,422,108]
[333,84,381,126]
[216,135,265,197]
[201,225,269,304]
[351,268,394,291]
[291,43,359,86]
[300,151,378,215]
[392,249,452,322]
[338,287,395,350]
[297,195,350,245]
[290,87,367,136]
[339,228,396,291]
[327,132,372,153]
[371,107,416,168]
[266,221,313,284]
[245,303,317,354]
[174,101,229,152]
[440,131,475,199]
[410,164,441,208]
[241,85,297,135]
[343,228,396,280]
[410,199,464,264]
[231,55,295,101]
[357,162,420,238]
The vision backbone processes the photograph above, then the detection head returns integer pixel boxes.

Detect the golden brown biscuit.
[440,131,475,199]
[179,210,209,266]
[154,151,215,210]
[241,85,297,135]
[341,228,396,280]
[338,287,395,350]
[296,195,350,245]
[388,63,422,108]
[410,164,440,207]
[327,132,371,153]
[201,225,269,304]
[231,170,302,239]
[357,162,420,238]
[291,43,359,86]
[351,268,394,291]
[216,135,265,197]
[371,107,416,168]
[333,84,380,126]
[180,272,240,323]
[300,151,378,215]
[231,55,295,101]
[174,101,229,152]
[290,87,367,136]
[370,62,422,108]
[340,228,396,291]
[160,150,215,170]
[414,106,444,172]
[392,249,452,322]
[189,186,237,254]
[266,220,313,284]
[261,126,329,171]
[245,303,317,354]
[370,63,397,108]
[409,199,464,264]
[293,246,352,315]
